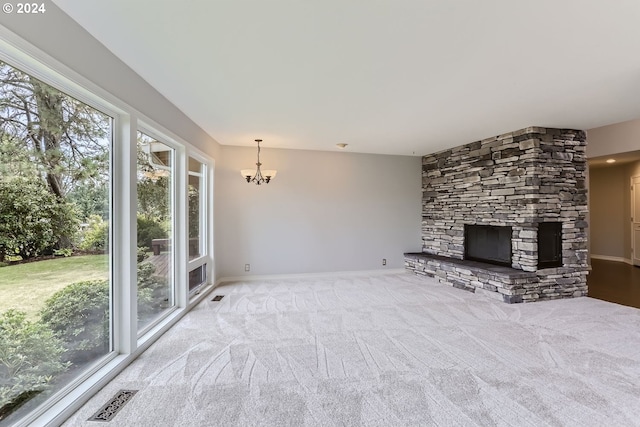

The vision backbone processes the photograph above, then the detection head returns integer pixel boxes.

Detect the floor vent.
[212,295,225,301]
[88,390,138,422]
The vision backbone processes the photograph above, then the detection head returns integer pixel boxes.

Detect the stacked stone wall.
[412,126,588,303]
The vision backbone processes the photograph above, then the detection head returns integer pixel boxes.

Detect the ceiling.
[52,0,640,156]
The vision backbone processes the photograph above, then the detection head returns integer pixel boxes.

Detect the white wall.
[215,146,422,278]
[587,118,640,158]
[0,5,221,159]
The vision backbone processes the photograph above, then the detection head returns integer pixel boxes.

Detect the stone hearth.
[405,126,589,303]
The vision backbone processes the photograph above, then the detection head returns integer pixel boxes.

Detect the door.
[632,176,640,266]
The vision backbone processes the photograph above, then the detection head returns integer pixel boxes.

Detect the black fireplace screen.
[538,222,562,268]
[464,225,512,266]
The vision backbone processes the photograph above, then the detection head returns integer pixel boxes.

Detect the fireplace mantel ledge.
[404,252,536,279]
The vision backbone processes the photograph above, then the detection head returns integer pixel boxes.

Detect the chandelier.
[241,139,277,185]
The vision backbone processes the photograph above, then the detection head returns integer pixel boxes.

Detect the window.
[136,132,176,331]
[188,157,205,260]
[189,263,207,293]
[0,28,216,427]
[0,60,113,425]
[188,156,209,295]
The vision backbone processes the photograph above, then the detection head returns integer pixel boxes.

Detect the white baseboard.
[590,254,633,265]
[215,268,406,285]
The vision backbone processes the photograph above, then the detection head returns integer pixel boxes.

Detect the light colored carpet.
[62,272,640,426]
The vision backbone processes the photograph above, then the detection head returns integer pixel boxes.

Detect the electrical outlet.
[382,259,387,266]
[244,264,250,272]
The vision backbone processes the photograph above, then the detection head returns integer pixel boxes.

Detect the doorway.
[588,153,640,309]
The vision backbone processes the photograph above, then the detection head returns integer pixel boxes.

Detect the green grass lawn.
[0,255,109,319]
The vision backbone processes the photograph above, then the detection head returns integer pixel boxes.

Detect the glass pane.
[136,132,174,331]
[0,61,112,425]
[188,158,203,260]
[188,264,207,294]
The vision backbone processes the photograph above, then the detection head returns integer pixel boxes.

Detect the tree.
[1,61,111,251]
[137,175,170,221]
[67,183,109,221]
[136,137,171,223]
[0,61,111,199]
[188,182,200,239]
[0,135,36,179]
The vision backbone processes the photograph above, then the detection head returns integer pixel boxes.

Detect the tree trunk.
[31,78,65,198]
[31,79,73,249]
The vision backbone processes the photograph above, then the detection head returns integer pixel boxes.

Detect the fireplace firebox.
[464,225,512,267]
[538,222,562,268]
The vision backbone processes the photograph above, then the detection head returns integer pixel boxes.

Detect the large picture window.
[0,31,215,427]
[0,60,113,425]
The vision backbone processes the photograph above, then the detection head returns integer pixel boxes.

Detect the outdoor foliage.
[67,183,109,221]
[0,61,110,199]
[78,215,166,253]
[136,262,167,321]
[0,310,69,417]
[0,60,110,262]
[0,59,114,421]
[40,280,110,364]
[188,183,200,239]
[0,60,178,420]
[137,247,149,263]
[137,175,170,222]
[0,177,78,261]
[137,215,167,250]
[39,263,165,363]
[78,215,108,252]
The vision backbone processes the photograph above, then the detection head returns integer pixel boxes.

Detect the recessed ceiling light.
[606,159,616,163]
[336,143,348,149]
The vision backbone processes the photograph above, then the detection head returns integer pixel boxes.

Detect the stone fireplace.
[405,126,589,303]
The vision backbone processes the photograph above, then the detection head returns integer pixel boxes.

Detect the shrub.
[137,216,167,249]
[79,215,167,253]
[0,310,69,417]
[53,248,73,257]
[78,215,108,252]
[40,263,164,363]
[136,262,166,320]
[0,177,78,261]
[40,280,109,364]
[137,246,149,263]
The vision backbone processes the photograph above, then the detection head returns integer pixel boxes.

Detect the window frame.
[186,148,215,298]
[0,31,126,427]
